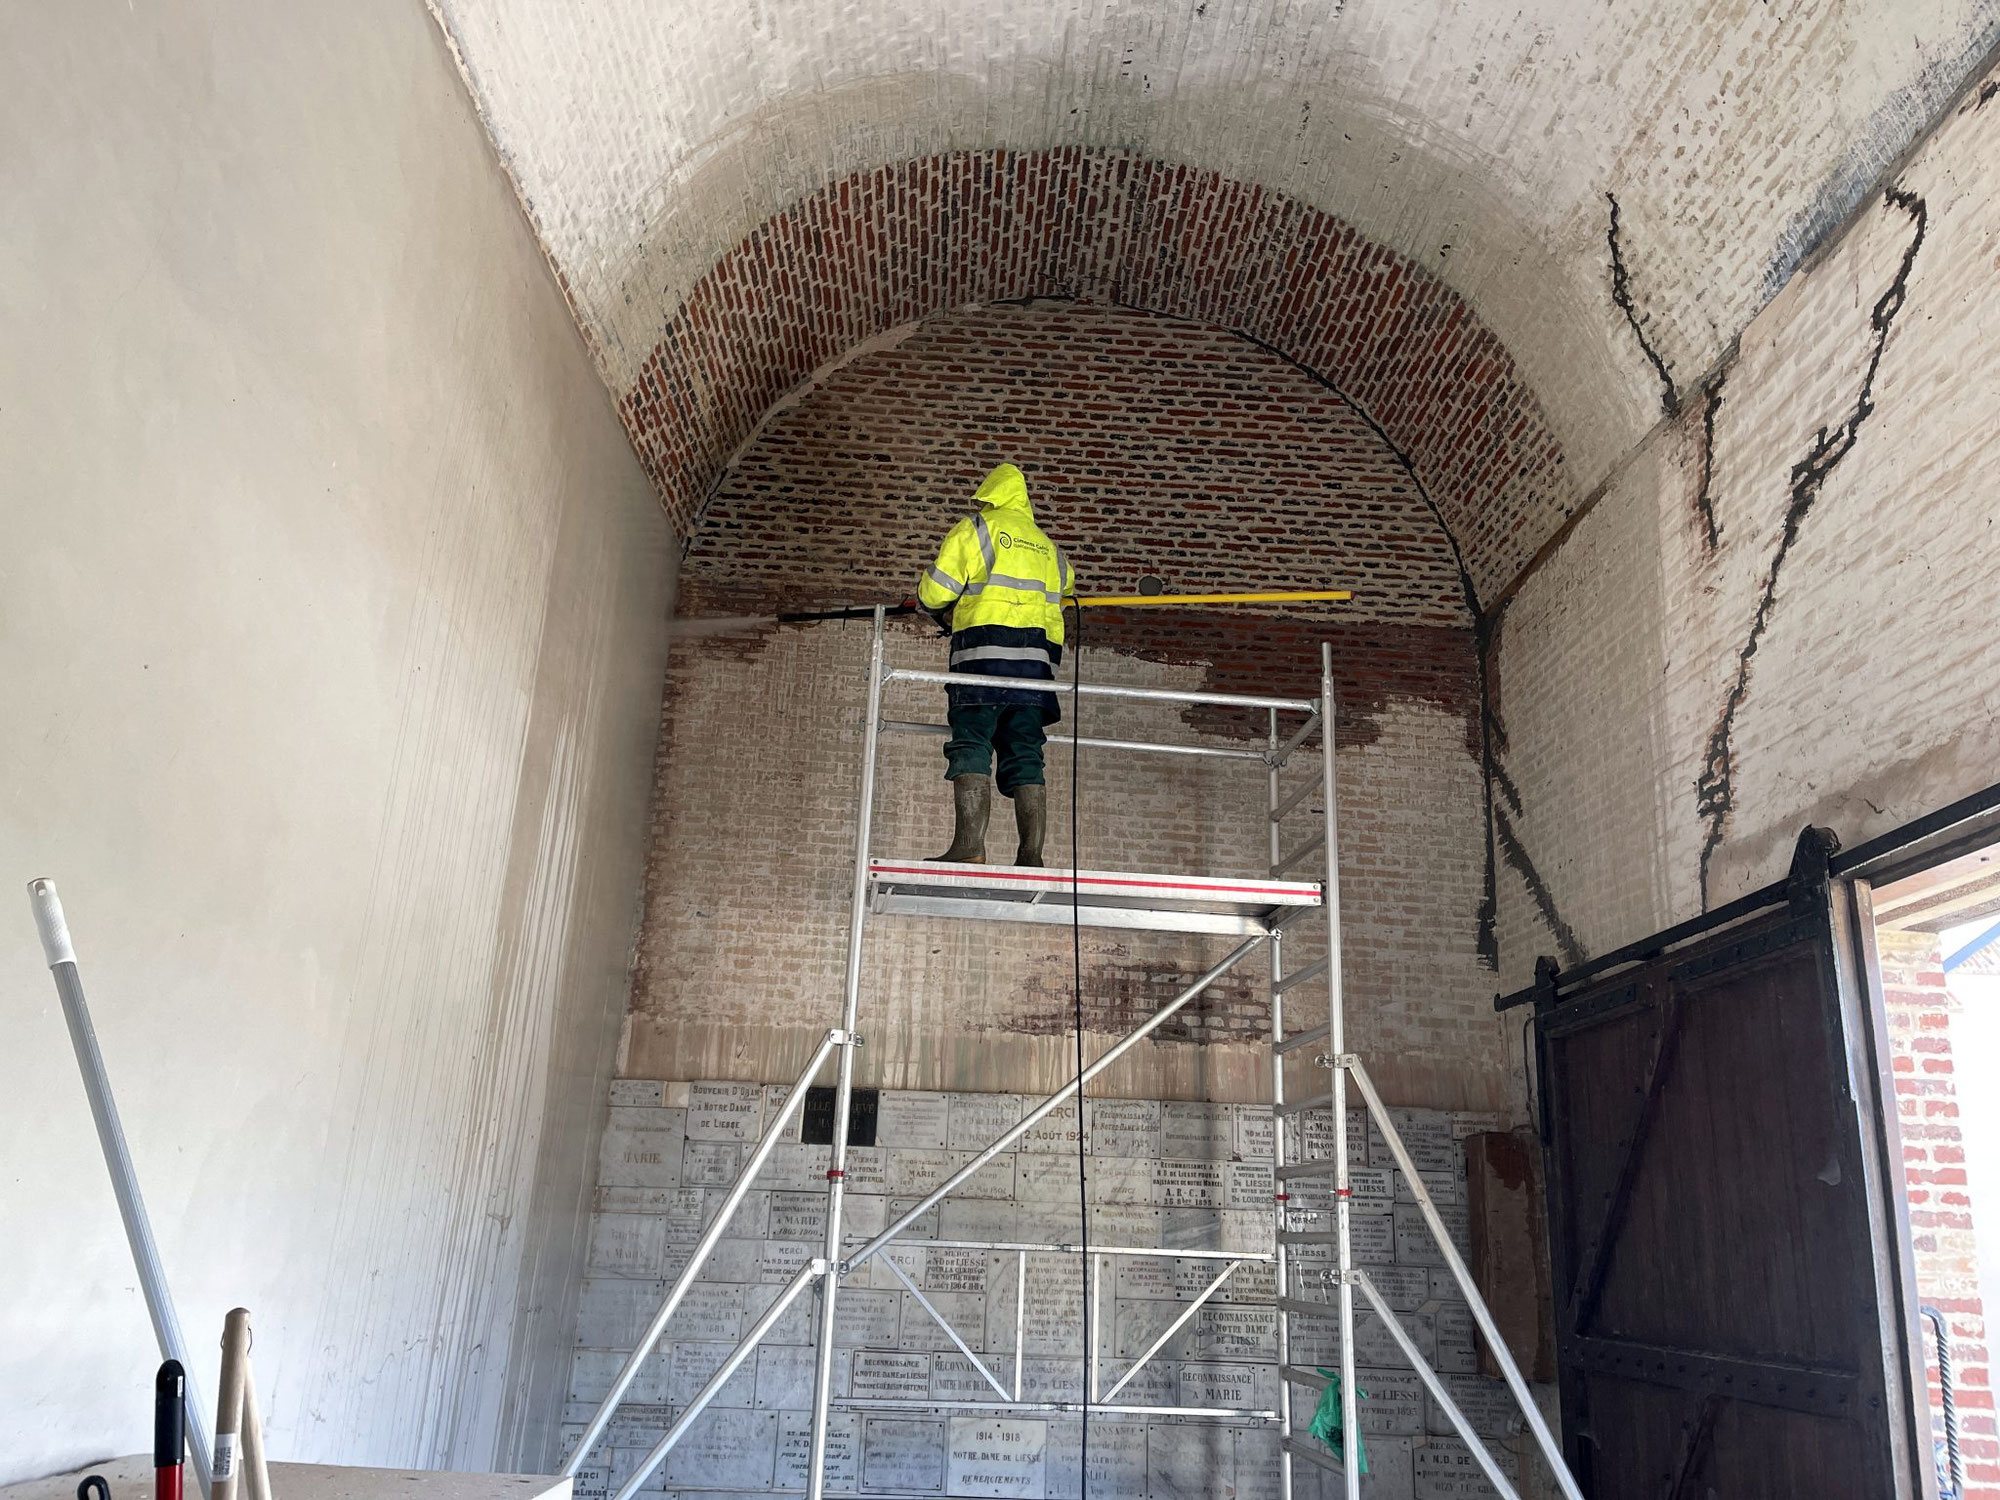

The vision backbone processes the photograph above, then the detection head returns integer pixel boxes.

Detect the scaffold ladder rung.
[1275,1090,1333,1117]
[1274,1157,1345,1180]
[1283,1436,1351,1478]
[1274,956,1330,993]
[1275,1021,1331,1055]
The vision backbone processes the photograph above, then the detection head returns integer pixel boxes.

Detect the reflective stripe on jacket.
[915,463,1076,720]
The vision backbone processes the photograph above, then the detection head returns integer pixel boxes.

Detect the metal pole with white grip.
[29,878,215,1498]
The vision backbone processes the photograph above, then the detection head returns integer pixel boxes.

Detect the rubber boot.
[1013,783,1048,867]
[928,775,990,864]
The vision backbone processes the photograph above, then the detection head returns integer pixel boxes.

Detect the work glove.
[925,605,954,637]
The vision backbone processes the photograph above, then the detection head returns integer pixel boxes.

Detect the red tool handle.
[154,1361,185,1500]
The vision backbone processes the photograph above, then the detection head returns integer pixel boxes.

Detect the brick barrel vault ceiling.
[685,299,1471,629]
[620,151,1571,605]
[433,0,2000,586]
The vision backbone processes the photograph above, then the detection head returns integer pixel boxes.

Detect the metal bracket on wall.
[1786,824,1842,914]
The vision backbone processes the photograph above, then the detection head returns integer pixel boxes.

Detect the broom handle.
[30,880,215,1498]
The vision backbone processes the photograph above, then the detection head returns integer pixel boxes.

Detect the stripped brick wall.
[685,299,1468,627]
[619,149,1574,607]
[1491,61,2000,986]
[1881,930,1999,1496]
[629,618,1514,1116]
[622,292,1520,1115]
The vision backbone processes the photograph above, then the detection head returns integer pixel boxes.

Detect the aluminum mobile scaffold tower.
[564,607,1582,1500]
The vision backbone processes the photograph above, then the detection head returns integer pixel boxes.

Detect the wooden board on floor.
[1,1458,569,1500]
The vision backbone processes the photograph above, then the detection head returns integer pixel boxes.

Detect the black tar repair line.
[1230,327,1584,971]
[1694,373,1725,552]
[1608,192,1681,421]
[1694,187,1927,906]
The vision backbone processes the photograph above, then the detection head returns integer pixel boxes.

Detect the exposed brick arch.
[619,147,1576,604]
[687,298,1470,628]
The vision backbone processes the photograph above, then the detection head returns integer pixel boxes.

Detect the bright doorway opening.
[1876,843,2000,1498]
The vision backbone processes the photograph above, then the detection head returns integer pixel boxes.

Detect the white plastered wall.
[0,0,672,1482]
[1492,56,2000,984]
[433,0,2000,509]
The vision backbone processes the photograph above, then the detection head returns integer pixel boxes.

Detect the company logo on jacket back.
[1001,532,1051,559]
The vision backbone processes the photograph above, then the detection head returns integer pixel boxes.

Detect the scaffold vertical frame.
[560,608,1583,1500]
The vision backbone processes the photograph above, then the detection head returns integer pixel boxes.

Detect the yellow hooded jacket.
[915,464,1076,720]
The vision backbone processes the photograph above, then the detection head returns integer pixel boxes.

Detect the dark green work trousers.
[943,704,1047,796]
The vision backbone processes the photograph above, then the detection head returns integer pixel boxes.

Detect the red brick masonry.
[1883,929,1998,1496]
[622,148,1574,604]
[687,300,1472,628]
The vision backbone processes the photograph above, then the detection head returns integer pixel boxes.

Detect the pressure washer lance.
[156,1361,186,1500]
[665,587,1353,641]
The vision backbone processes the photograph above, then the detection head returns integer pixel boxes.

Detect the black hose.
[775,602,921,625]
[1069,603,1090,1493]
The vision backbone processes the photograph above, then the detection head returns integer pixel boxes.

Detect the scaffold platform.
[867,858,1322,934]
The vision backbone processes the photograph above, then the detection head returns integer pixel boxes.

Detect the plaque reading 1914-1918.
[945,1415,1048,1497]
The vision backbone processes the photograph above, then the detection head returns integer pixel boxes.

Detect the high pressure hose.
[1069,601,1091,1492]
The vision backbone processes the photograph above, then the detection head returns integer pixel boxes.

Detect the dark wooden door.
[1537,896,1911,1496]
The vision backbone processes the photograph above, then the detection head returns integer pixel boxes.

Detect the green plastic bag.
[1309,1371,1368,1475]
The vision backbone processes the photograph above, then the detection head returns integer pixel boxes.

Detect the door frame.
[1832,794,2000,1500]
[1829,870,1933,1500]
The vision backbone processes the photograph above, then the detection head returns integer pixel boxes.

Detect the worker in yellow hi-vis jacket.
[914,463,1077,866]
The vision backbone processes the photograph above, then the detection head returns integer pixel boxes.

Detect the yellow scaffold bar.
[1076,590,1352,608]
